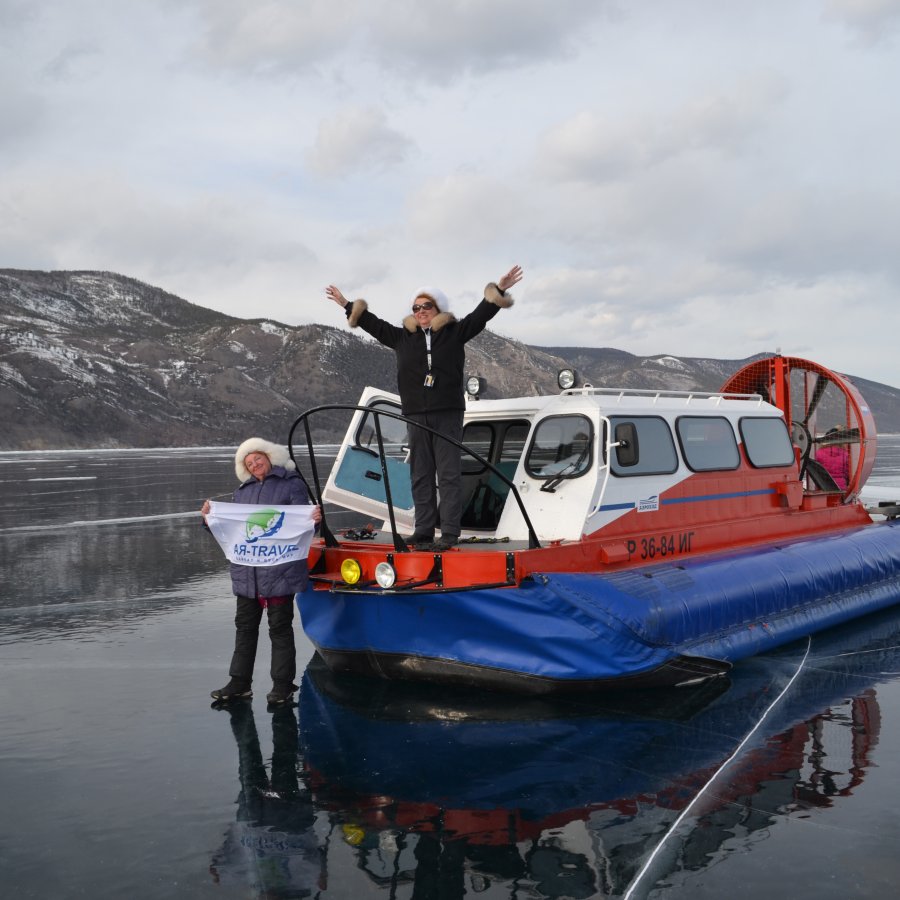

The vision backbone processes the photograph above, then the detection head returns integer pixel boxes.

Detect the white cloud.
[719,187,900,282]
[181,0,615,80]
[182,0,357,74]
[0,79,46,154]
[0,0,34,29]
[5,0,900,389]
[365,0,614,79]
[537,73,789,183]
[305,106,413,177]
[0,165,318,298]
[823,0,900,43]
[405,172,530,249]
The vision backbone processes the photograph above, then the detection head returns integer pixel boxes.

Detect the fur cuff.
[484,282,514,308]
[347,299,367,328]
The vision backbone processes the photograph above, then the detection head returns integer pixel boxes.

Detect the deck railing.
[287,403,542,551]
[562,386,765,405]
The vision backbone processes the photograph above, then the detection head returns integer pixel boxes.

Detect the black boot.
[211,678,253,701]
[266,683,298,706]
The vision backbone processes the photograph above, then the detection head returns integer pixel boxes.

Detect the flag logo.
[245,508,285,542]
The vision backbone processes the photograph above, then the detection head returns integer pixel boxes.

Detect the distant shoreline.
[0,444,344,455]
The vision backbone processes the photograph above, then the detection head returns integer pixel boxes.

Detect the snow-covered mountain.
[2,269,898,449]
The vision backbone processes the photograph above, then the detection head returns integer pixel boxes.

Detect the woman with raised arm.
[326,266,522,550]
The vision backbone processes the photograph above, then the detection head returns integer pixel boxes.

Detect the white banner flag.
[207,502,317,566]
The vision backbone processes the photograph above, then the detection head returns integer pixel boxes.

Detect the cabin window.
[676,416,740,472]
[608,416,678,476]
[461,423,494,474]
[525,415,593,480]
[461,420,531,474]
[500,422,530,464]
[460,420,531,530]
[356,400,406,459]
[739,416,795,467]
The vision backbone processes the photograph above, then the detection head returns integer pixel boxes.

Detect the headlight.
[558,368,576,390]
[466,375,481,396]
[374,561,396,588]
[340,558,362,584]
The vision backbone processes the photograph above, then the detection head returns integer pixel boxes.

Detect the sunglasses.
[412,302,435,312]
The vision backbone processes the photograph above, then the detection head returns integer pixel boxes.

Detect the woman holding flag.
[202,438,320,707]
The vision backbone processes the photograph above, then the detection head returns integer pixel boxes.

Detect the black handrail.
[287,403,542,550]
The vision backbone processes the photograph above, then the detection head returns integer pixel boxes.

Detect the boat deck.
[363,531,534,552]
[323,522,537,553]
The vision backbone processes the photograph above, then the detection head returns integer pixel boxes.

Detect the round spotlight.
[374,561,396,588]
[340,558,362,584]
[557,368,576,390]
[466,375,481,397]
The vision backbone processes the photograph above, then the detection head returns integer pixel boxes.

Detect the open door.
[321,387,416,532]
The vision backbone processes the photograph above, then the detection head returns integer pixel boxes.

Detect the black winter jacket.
[346,285,510,415]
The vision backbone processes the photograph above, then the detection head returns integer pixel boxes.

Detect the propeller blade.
[803,373,828,425]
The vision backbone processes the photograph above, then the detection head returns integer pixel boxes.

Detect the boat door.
[495,406,601,542]
[321,387,416,531]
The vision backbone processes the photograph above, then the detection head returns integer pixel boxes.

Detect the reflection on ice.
[274,607,900,900]
[2,444,900,898]
[210,704,324,893]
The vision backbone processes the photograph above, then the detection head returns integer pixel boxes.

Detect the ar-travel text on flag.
[206,502,317,566]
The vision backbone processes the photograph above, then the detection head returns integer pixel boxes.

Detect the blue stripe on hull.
[297,521,900,685]
[599,486,777,512]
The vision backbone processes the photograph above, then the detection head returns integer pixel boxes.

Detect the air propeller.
[721,356,875,501]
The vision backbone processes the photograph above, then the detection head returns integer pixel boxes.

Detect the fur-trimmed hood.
[234,437,296,483]
[403,310,455,333]
[348,281,514,333]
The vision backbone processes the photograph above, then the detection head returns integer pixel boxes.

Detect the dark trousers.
[407,408,464,537]
[229,595,296,686]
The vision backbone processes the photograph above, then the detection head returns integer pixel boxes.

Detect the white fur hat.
[234,437,296,482]
[410,286,450,311]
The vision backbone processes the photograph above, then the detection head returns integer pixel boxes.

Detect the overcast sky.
[3,0,900,386]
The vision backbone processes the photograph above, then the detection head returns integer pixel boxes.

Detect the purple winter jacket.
[228,465,312,598]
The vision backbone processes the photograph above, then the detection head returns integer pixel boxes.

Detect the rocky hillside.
[2,269,898,449]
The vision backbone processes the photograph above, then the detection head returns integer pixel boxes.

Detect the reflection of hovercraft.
[303,653,731,723]
[298,609,900,895]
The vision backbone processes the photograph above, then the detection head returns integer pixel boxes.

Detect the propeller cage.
[721,355,876,501]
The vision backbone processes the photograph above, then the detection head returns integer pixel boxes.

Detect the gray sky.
[3,0,900,386]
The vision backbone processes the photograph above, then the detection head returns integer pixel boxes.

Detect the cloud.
[181,0,614,81]
[718,187,900,282]
[405,171,532,250]
[182,0,356,75]
[305,106,413,176]
[365,0,614,79]
[499,263,897,382]
[41,40,101,81]
[537,73,789,183]
[0,0,34,30]
[822,0,900,44]
[5,0,900,388]
[0,78,46,154]
[0,166,317,291]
